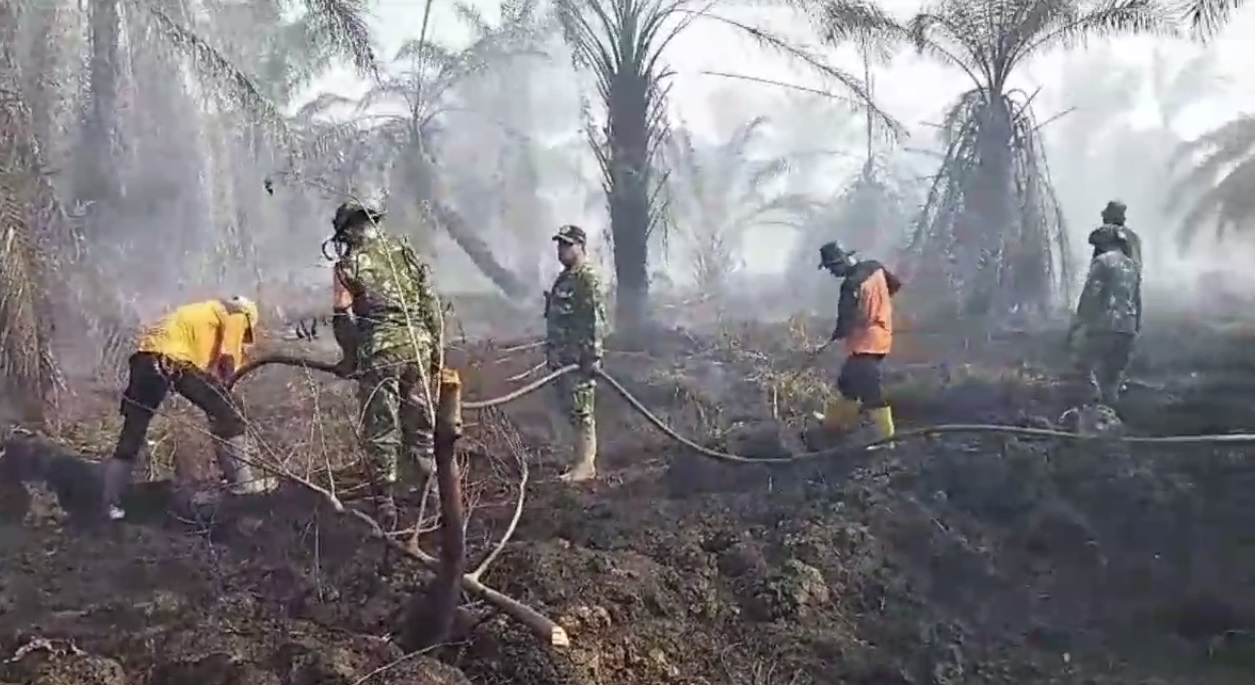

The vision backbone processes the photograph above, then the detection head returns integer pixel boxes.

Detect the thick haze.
[47,0,1253,332]
[295,0,1255,314]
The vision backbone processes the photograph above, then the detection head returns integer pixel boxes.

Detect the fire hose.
[230,355,1255,463]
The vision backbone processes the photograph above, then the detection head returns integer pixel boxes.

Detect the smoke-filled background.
[4,0,1254,397]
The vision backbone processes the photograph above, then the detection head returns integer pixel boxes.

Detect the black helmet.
[818,241,857,271]
[332,200,385,233]
[1100,200,1126,226]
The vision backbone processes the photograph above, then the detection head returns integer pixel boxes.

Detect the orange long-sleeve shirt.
[831,262,901,356]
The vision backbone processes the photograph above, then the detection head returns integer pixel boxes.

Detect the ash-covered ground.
[3,310,1255,685]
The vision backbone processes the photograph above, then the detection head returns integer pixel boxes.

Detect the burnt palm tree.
[901,0,1174,323]
[1166,114,1255,246]
[556,0,893,333]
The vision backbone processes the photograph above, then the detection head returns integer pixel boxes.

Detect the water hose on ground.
[228,355,576,409]
[230,355,1255,465]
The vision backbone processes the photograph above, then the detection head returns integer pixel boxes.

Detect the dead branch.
[243,447,568,646]
[470,425,529,581]
[224,357,568,645]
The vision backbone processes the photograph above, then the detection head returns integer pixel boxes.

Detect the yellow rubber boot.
[821,397,862,433]
[868,406,895,442]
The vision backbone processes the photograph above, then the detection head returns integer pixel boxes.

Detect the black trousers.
[111,352,246,462]
[837,353,886,408]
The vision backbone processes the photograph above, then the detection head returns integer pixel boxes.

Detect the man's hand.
[810,340,833,356]
[213,355,237,383]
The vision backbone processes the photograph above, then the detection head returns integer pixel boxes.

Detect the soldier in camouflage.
[329,200,444,528]
[544,225,609,483]
[1098,200,1142,267]
[1066,213,1142,407]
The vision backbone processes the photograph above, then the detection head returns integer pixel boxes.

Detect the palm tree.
[556,0,893,334]
[1,0,65,424]
[820,38,912,258]
[79,0,377,228]
[901,0,1174,324]
[1166,115,1255,246]
[310,0,546,300]
[666,116,816,296]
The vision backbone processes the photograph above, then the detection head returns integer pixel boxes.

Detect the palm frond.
[1167,114,1255,245]
[698,11,904,140]
[1178,0,1246,39]
[141,4,287,131]
[298,0,379,76]
[1015,0,1178,64]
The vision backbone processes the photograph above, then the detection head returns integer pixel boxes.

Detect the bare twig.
[470,444,528,581]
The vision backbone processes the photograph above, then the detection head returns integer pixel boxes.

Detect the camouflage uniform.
[1069,239,1141,406]
[335,228,444,491]
[545,261,608,429]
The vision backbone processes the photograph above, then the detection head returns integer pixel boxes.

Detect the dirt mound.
[2,324,1255,685]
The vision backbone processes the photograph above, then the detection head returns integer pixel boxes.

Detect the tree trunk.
[432,201,532,301]
[607,74,651,334]
[23,1,61,159]
[81,0,121,212]
[965,94,1014,321]
[0,0,62,425]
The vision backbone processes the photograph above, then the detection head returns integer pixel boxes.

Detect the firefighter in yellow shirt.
[100,296,276,521]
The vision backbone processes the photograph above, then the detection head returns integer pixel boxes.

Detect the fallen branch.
[228,355,570,646]
[269,448,568,646]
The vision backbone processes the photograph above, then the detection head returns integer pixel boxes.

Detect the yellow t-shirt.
[135,300,250,372]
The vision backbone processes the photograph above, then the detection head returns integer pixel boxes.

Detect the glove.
[331,308,359,377]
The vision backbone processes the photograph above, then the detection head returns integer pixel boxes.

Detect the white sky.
[304,1,1255,283]
[311,0,1255,132]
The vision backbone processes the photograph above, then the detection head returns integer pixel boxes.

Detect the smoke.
[22,0,1255,375]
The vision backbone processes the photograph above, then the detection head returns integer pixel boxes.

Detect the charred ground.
[2,313,1255,685]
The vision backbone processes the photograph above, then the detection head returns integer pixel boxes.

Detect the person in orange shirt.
[814,242,902,442]
[99,296,276,521]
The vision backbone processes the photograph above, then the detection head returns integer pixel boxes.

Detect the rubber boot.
[819,397,861,434]
[101,457,135,521]
[216,435,278,495]
[867,406,896,449]
[559,421,597,483]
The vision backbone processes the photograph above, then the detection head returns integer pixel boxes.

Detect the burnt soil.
[3,319,1255,685]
